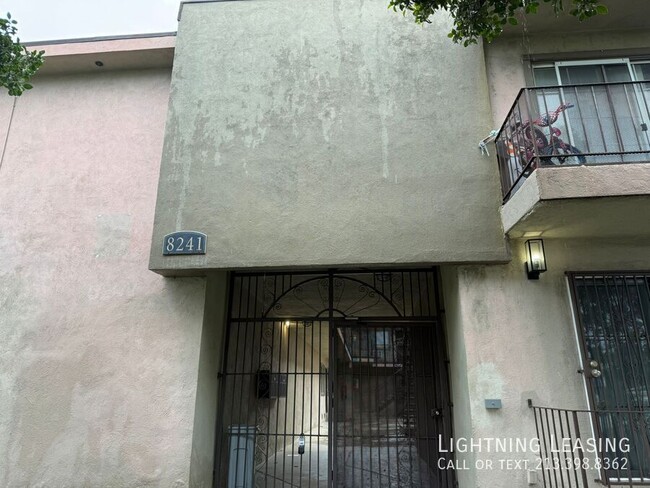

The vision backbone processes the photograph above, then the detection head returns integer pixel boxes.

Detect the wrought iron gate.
[570,272,650,485]
[332,323,454,487]
[213,269,455,488]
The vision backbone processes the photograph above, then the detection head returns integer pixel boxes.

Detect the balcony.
[495,82,650,239]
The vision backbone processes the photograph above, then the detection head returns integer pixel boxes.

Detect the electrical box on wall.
[257,370,288,398]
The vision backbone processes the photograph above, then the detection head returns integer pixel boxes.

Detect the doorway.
[212,269,455,488]
[570,272,650,482]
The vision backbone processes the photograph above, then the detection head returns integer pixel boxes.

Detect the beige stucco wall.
[149,0,508,274]
[0,65,211,486]
[443,236,650,488]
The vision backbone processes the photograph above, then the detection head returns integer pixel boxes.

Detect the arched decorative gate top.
[229,269,440,320]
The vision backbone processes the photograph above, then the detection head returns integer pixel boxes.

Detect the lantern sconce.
[525,239,547,280]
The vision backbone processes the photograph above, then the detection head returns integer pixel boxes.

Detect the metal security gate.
[332,323,454,487]
[570,272,650,484]
[213,269,455,488]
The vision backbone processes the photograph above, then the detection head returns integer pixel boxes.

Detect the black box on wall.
[257,370,288,398]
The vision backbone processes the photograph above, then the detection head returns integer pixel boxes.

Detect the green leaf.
[596,5,608,14]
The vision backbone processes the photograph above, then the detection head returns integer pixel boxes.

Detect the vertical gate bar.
[273,318,289,485]
[365,325,374,488]
[331,322,338,488]
[554,410,567,488]
[316,320,326,488]
[401,272,407,319]
[249,276,262,487]
[326,269,338,485]
[272,320,284,486]
[408,272,415,317]
[291,317,300,487]
[563,409,579,487]
[263,319,277,487]
[237,318,253,488]
[599,276,634,412]
[299,317,307,486]
[249,318,262,487]
[616,277,650,481]
[351,329,364,486]
[532,407,548,488]
[308,318,315,488]
[619,411,632,488]
[281,318,292,484]
[424,272,432,320]
[612,276,643,412]
[383,326,392,488]
[428,323,443,488]
[554,410,567,487]
[407,327,414,488]
[350,327,357,487]
[571,410,589,488]
[371,326,379,487]
[628,276,650,406]
[374,326,380,486]
[417,326,433,487]
[543,408,558,488]
[392,327,402,486]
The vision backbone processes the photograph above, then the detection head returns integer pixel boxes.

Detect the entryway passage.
[213,269,455,488]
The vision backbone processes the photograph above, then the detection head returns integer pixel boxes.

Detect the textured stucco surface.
[149,0,508,274]
[442,236,650,488]
[0,66,208,487]
[501,165,650,238]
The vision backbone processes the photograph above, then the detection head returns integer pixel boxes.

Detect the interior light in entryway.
[525,239,547,280]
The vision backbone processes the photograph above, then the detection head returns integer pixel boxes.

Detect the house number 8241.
[162,231,207,256]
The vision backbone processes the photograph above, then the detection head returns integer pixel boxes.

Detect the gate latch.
[298,434,305,455]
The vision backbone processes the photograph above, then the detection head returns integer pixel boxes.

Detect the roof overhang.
[26,33,176,75]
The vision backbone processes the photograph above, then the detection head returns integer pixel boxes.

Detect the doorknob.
[588,360,601,378]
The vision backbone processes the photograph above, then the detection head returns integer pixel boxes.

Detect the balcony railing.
[495,82,650,201]
[529,401,650,487]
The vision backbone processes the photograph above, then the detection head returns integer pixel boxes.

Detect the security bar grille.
[213,269,455,488]
[568,272,650,486]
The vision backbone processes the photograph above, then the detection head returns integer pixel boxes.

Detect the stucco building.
[1,1,649,487]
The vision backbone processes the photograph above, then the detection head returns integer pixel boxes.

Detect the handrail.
[495,81,650,202]
[528,401,650,487]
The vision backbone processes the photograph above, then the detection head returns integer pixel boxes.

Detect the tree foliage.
[389,0,609,45]
[1,12,44,96]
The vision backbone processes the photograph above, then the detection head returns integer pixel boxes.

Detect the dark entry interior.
[213,269,454,488]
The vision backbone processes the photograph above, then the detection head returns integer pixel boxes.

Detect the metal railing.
[529,401,650,487]
[495,82,650,201]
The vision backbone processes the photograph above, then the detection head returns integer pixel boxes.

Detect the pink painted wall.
[0,54,207,486]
